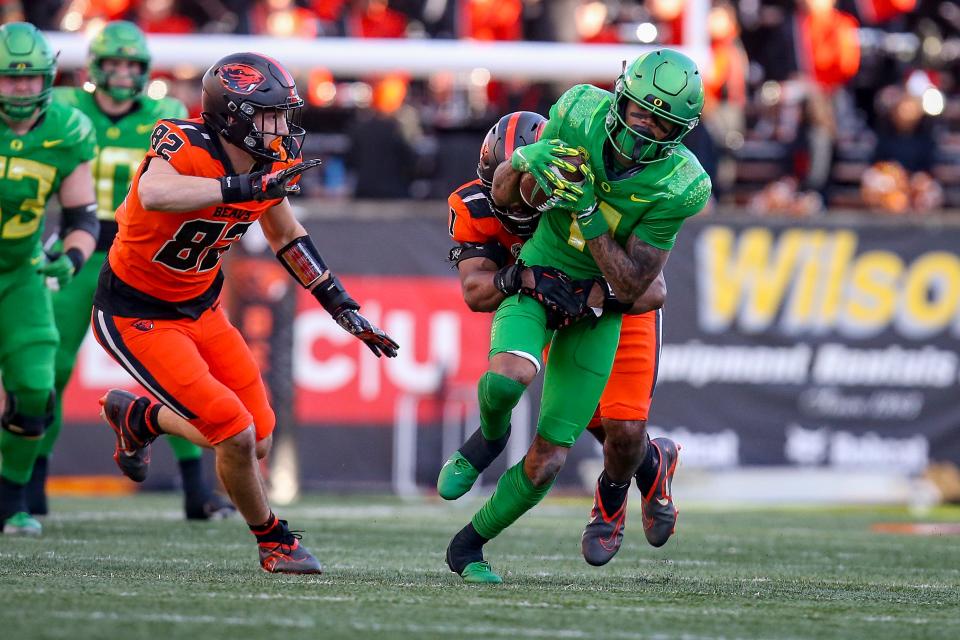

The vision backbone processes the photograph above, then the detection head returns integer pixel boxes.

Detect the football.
[519,153,587,210]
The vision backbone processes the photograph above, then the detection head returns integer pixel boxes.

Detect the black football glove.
[520,265,587,328]
[220,158,323,203]
[545,277,598,330]
[332,303,400,358]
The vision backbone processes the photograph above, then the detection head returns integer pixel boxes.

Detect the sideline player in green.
[444,49,711,582]
[0,22,99,535]
[25,21,234,521]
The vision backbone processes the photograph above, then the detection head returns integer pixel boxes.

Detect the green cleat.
[436,451,481,500]
[460,561,502,584]
[3,511,42,536]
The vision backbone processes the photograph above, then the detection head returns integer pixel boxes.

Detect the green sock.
[167,435,203,461]
[471,458,554,540]
[0,430,43,485]
[477,371,526,441]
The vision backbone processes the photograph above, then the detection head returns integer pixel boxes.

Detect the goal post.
[43,5,710,80]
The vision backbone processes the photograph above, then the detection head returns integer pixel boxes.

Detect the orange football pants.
[91,302,275,445]
[588,309,661,428]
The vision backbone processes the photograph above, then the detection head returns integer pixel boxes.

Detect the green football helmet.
[88,20,151,101]
[0,22,57,121]
[605,49,704,164]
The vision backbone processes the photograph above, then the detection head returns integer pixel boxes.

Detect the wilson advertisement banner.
[56,215,960,483]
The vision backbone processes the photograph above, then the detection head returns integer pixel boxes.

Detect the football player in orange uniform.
[92,53,398,574]
[440,111,677,570]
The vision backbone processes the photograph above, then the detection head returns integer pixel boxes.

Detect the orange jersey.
[448,179,523,262]
[108,117,297,303]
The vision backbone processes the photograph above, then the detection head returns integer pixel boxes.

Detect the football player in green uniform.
[25,21,234,521]
[444,49,711,582]
[0,23,99,535]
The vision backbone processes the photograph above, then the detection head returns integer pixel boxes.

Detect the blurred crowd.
[3,0,958,213]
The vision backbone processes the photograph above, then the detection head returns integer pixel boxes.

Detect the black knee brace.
[1,391,55,438]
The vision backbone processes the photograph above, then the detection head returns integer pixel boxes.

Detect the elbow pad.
[276,235,329,289]
[60,203,100,239]
[276,235,358,316]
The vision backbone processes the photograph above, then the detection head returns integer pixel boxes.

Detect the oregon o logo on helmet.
[219,64,265,95]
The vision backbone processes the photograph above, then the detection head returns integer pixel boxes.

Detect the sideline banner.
[651,218,960,471]
[60,216,960,476]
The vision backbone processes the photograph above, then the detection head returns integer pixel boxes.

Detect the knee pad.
[206,394,248,428]
[2,390,55,438]
[478,372,526,413]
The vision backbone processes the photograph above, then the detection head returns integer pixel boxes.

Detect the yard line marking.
[49,611,314,628]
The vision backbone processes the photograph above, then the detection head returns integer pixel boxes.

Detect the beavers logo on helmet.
[219,64,265,95]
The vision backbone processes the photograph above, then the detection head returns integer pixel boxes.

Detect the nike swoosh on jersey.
[656,497,671,506]
[136,124,153,134]
[42,139,63,148]
[630,194,651,202]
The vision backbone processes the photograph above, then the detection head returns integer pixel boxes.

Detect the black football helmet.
[201,52,305,163]
[476,111,546,238]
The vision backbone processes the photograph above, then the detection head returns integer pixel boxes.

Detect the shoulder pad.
[455,182,496,220]
[62,105,95,143]
[162,119,214,151]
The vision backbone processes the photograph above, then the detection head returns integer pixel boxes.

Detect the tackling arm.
[450,241,524,312]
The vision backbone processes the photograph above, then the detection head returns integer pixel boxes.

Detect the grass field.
[2,495,959,640]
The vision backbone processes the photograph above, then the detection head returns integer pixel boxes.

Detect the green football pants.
[0,257,58,484]
[488,294,621,448]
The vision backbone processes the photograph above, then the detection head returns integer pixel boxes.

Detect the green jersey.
[53,87,187,222]
[0,101,97,272]
[521,84,712,278]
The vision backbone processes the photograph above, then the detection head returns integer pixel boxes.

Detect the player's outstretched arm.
[138,157,224,211]
[139,157,323,212]
[39,161,100,289]
[262,200,399,358]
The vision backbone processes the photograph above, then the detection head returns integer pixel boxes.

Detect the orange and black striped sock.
[144,404,164,438]
[249,512,282,542]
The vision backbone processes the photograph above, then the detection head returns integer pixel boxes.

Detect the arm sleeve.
[632,172,712,250]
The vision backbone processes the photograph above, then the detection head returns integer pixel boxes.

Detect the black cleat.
[581,481,628,566]
[258,520,323,574]
[445,525,501,584]
[639,437,680,547]
[100,390,157,483]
